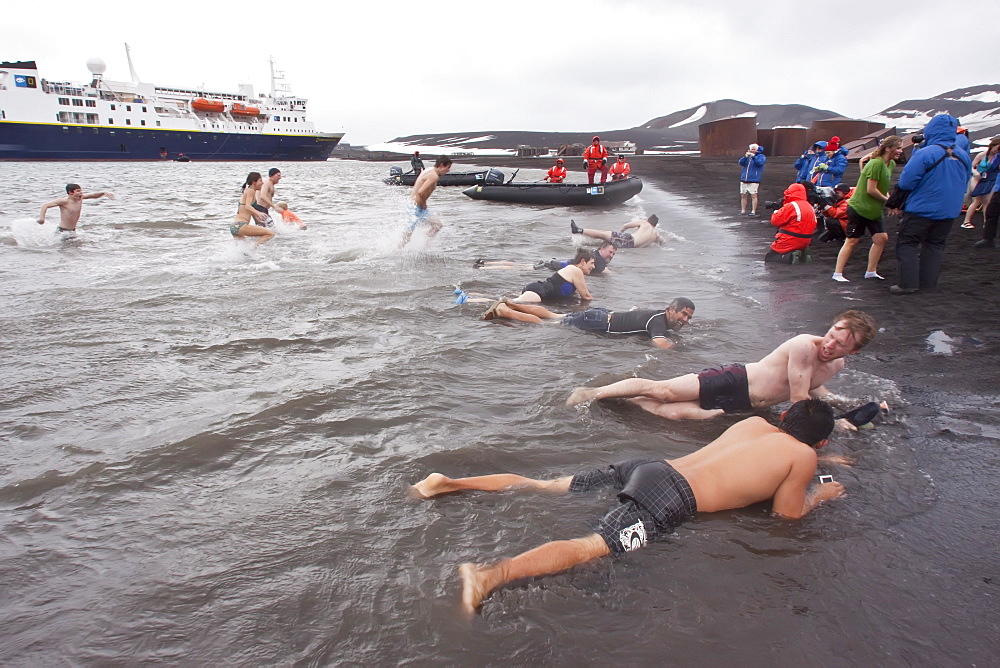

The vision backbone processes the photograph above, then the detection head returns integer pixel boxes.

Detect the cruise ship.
[0,48,344,161]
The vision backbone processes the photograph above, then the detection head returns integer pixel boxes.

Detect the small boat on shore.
[383,166,503,187]
[462,176,642,207]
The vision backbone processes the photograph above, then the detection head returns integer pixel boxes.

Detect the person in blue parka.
[890,114,972,294]
[795,141,827,182]
[739,143,767,216]
[812,137,849,187]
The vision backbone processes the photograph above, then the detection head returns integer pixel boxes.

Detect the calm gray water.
[0,160,995,664]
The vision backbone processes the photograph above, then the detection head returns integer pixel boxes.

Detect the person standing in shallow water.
[831,136,903,282]
[37,183,116,234]
[411,399,843,616]
[230,172,275,246]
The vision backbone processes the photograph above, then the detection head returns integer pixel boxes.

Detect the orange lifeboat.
[191,97,225,113]
[230,103,262,117]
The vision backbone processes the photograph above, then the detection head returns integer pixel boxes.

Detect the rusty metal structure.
[758,127,809,157]
[806,118,886,148]
[698,116,758,157]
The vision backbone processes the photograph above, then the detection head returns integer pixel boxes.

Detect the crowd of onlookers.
[737,115,998,295]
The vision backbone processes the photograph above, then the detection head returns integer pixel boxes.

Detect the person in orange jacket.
[816,184,853,242]
[583,136,609,184]
[545,158,568,183]
[609,154,631,181]
[765,182,817,263]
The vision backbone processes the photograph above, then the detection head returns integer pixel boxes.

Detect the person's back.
[672,416,816,513]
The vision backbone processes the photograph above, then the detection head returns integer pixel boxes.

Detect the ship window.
[111,104,116,110]
[85,100,96,107]
[142,106,147,112]
[156,121,161,126]
[62,126,69,133]
[72,99,84,106]
[93,128,99,134]
[109,130,115,135]
[125,119,131,125]
[108,118,114,124]
[126,105,131,111]
[141,120,146,126]
[59,97,70,105]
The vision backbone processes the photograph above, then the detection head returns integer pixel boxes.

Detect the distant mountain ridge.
[381,85,1000,152]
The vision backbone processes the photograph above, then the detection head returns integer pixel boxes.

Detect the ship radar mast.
[86,57,106,88]
[269,57,293,98]
[125,42,141,83]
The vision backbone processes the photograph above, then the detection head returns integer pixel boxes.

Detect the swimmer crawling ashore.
[567,310,877,420]
[412,399,844,615]
[484,297,695,350]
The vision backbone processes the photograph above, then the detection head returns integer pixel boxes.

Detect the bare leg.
[866,232,888,273]
[751,193,759,215]
[740,192,748,214]
[459,533,609,615]
[411,472,572,499]
[962,196,982,227]
[495,303,544,323]
[566,374,699,406]
[834,237,860,274]
[235,223,275,246]
[628,397,723,420]
[581,229,613,243]
[400,229,413,247]
[501,300,561,319]
[427,216,443,237]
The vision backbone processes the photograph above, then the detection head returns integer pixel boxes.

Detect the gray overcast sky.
[9,0,998,145]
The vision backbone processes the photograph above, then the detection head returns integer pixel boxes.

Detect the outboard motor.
[484,168,505,186]
[389,166,403,178]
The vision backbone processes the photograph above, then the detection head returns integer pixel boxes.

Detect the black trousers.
[982,194,1000,241]
[895,213,956,290]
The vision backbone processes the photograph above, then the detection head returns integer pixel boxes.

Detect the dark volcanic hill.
[386,99,840,152]
[868,84,1000,141]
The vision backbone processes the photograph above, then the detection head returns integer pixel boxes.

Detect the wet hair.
[779,399,835,447]
[275,201,288,210]
[598,241,615,251]
[242,171,262,192]
[65,183,81,193]
[435,155,453,167]
[268,168,281,177]
[864,136,903,164]
[833,309,877,350]
[647,214,659,227]
[668,297,695,313]
[571,248,594,265]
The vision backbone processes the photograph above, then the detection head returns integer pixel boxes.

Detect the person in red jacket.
[765,183,817,263]
[816,184,853,242]
[609,154,631,181]
[583,136,609,184]
[545,158,568,183]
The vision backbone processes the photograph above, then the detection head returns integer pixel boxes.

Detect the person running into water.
[230,172,275,246]
[486,297,694,349]
[412,399,843,615]
[37,183,116,234]
[566,310,876,420]
[254,167,282,227]
[570,215,662,248]
[401,155,452,247]
[275,201,306,230]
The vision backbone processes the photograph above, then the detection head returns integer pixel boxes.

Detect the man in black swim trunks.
[412,399,843,615]
[567,310,877,421]
[489,297,694,350]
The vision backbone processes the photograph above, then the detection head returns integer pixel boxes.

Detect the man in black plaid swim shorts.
[412,399,844,615]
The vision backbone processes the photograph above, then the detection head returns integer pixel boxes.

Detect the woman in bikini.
[230,172,275,246]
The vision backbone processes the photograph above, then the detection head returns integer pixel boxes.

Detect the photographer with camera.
[764,182,817,263]
[794,141,827,182]
[816,183,854,243]
[739,143,767,216]
[831,136,904,282]
[812,136,849,187]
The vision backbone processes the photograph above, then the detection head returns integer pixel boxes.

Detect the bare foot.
[566,386,601,406]
[459,562,489,617]
[496,303,513,318]
[410,472,450,499]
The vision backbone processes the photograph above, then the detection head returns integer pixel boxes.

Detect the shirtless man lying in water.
[412,399,844,615]
[571,214,662,248]
[566,309,877,420]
